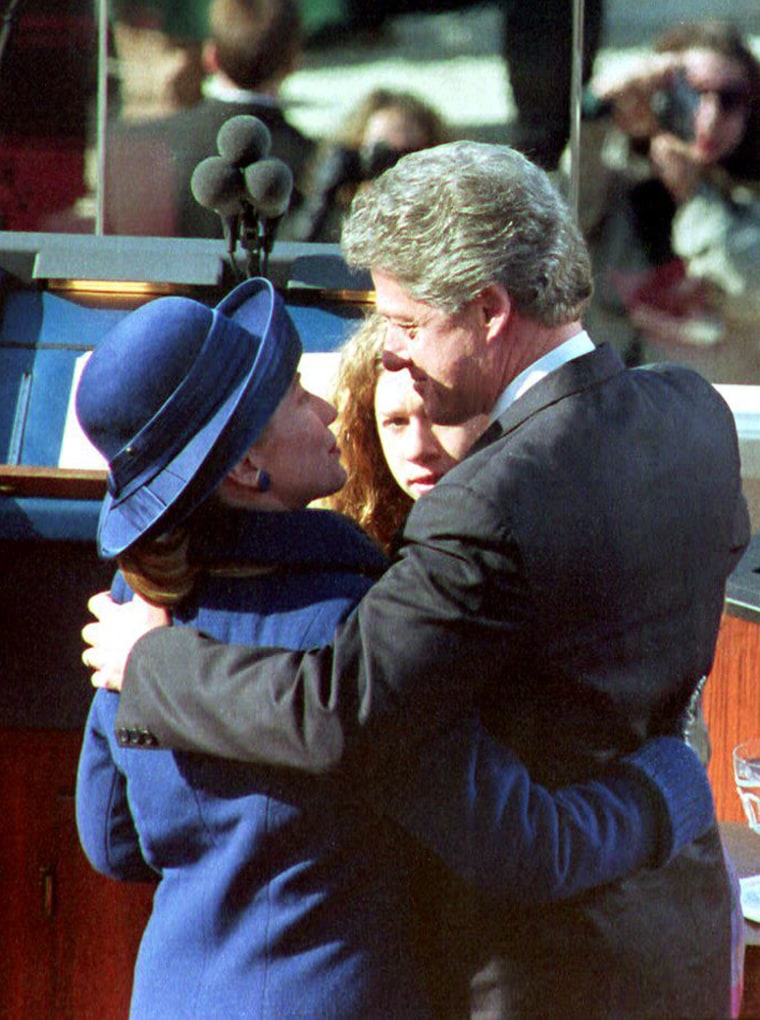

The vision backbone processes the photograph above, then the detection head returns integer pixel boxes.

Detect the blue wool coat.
[78,506,705,1018]
[77,509,432,1019]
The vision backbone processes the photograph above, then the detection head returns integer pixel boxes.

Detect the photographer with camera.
[296,88,450,242]
[576,21,760,382]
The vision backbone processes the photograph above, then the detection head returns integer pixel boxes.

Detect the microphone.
[242,158,294,275]
[244,158,293,220]
[190,156,246,264]
[216,115,272,168]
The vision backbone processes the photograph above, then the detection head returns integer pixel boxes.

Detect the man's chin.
[426,405,474,427]
[418,386,478,427]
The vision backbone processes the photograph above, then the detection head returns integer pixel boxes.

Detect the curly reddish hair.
[324,315,412,553]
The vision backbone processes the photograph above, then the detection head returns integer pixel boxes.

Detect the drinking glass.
[733,739,760,833]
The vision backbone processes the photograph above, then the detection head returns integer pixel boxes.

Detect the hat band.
[107,309,271,502]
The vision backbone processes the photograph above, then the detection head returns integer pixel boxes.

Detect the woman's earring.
[253,468,270,492]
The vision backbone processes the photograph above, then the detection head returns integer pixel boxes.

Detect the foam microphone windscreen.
[190,156,245,214]
[216,115,272,167]
[243,158,294,219]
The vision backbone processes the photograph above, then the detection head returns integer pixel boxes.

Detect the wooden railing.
[0,465,106,501]
[704,610,760,823]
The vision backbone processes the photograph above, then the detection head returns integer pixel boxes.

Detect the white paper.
[739,874,760,923]
[58,352,108,470]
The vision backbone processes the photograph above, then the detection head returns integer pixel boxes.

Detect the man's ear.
[479,283,512,344]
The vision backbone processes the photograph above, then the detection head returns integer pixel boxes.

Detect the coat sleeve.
[112,475,718,902]
[381,720,714,902]
[115,634,716,901]
[116,480,526,774]
[76,693,158,883]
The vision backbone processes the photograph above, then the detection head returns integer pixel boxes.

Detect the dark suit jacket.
[117,344,750,1017]
[104,97,315,240]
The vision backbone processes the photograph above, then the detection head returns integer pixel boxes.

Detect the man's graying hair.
[341,141,593,325]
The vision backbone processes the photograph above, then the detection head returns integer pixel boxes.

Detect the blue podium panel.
[0,289,128,466]
[0,498,105,542]
[289,302,365,353]
[0,288,134,541]
[0,345,34,463]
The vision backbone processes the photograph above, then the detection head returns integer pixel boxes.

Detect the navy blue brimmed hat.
[76,277,302,559]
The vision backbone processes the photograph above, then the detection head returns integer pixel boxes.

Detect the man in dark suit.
[105,0,314,239]
[85,141,749,1017]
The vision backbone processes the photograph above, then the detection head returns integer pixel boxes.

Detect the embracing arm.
[115,483,525,773]
[115,624,716,902]
[383,717,714,902]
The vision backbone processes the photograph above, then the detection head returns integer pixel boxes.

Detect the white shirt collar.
[203,76,279,108]
[489,331,595,424]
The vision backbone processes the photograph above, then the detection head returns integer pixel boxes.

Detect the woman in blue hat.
[74,279,713,1019]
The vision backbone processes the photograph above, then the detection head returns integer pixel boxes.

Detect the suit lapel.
[468,344,625,454]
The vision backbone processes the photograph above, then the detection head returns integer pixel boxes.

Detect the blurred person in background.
[105,0,314,239]
[577,20,760,381]
[110,1,210,121]
[297,88,450,241]
[502,0,604,169]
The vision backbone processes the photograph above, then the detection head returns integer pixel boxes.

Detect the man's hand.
[82,591,170,692]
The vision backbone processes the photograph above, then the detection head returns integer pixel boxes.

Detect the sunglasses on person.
[693,84,751,114]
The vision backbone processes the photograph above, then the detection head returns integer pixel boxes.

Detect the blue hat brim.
[96,279,301,558]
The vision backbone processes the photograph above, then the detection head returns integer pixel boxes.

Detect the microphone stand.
[223,215,243,282]
[258,220,276,279]
[240,201,263,279]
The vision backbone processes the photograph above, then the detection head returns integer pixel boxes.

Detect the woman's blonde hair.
[325,315,412,553]
[117,502,219,607]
